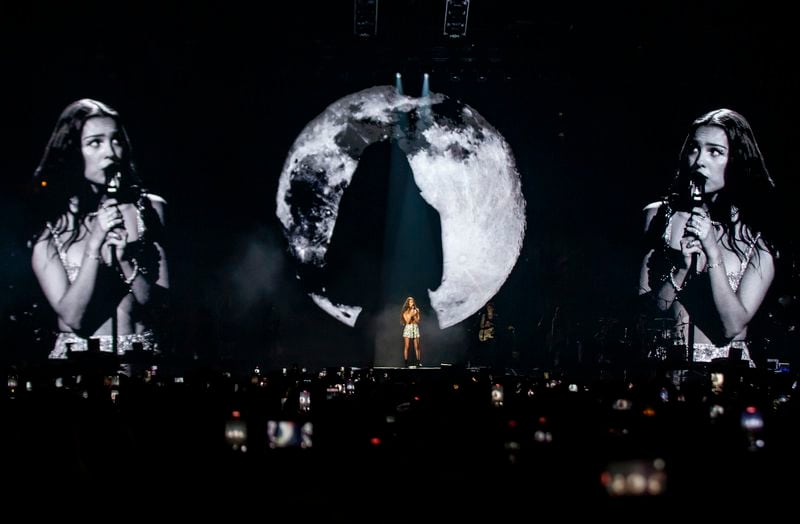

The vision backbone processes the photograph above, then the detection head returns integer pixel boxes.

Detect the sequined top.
[46,194,148,283]
[693,340,754,368]
[663,209,760,292]
[659,205,761,366]
[50,330,159,359]
[46,223,82,283]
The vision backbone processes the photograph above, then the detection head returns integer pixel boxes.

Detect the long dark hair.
[30,99,143,250]
[401,296,416,323]
[667,108,778,260]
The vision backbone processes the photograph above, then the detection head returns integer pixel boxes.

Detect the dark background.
[1,0,798,373]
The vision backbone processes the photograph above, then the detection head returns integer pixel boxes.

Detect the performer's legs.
[414,338,421,366]
[403,337,410,367]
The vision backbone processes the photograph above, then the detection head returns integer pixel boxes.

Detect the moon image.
[275,85,526,329]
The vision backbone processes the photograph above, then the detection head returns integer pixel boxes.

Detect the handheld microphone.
[689,172,705,206]
[103,165,124,267]
[103,162,124,195]
[106,170,122,194]
[688,173,706,274]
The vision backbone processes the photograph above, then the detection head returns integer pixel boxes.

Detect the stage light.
[443,0,470,38]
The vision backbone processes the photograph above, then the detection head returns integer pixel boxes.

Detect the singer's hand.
[88,198,125,264]
[684,207,712,240]
[679,235,706,270]
[95,199,123,233]
[681,207,721,268]
[103,227,129,267]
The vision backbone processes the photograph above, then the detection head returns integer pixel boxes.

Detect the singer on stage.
[29,99,169,367]
[401,296,422,367]
[638,109,779,367]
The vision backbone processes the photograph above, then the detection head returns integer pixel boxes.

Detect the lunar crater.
[276,86,526,329]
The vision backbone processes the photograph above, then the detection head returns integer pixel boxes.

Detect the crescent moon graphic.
[276,85,526,329]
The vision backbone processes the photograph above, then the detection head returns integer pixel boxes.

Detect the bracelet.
[669,268,683,293]
[122,259,139,285]
[706,260,723,271]
[85,252,102,262]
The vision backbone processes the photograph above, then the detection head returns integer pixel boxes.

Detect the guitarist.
[473,302,498,367]
[478,302,497,343]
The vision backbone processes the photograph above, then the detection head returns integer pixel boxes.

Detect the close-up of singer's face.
[686,125,729,196]
[81,116,124,190]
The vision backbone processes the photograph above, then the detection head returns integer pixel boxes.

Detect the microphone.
[103,165,124,268]
[688,172,706,274]
[104,164,123,195]
[689,172,705,206]
[106,171,122,194]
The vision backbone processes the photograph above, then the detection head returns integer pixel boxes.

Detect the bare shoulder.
[145,193,168,222]
[642,201,664,231]
[145,193,167,208]
[753,236,777,268]
[31,233,57,272]
[643,201,663,215]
